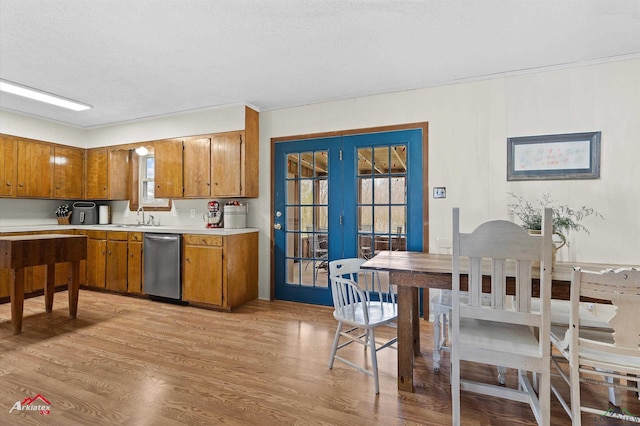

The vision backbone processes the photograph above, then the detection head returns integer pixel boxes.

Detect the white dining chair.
[328,259,398,394]
[450,207,553,426]
[550,267,640,425]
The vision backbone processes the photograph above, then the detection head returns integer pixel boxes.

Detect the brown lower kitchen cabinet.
[83,230,142,293]
[86,230,107,288]
[182,232,258,311]
[105,231,128,292]
[127,232,143,294]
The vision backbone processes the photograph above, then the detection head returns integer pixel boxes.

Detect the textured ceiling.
[1,0,639,128]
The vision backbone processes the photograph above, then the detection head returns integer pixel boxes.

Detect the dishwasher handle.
[145,234,180,242]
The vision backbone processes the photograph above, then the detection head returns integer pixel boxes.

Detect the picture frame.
[507,131,601,181]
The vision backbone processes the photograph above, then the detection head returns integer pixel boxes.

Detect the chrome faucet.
[136,206,145,225]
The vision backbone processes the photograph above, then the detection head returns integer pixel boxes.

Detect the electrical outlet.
[190,209,196,218]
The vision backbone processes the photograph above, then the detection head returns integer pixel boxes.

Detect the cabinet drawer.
[107,231,128,241]
[128,232,143,242]
[87,230,107,239]
[183,234,223,246]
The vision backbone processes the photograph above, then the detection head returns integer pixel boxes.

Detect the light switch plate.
[433,187,446,199]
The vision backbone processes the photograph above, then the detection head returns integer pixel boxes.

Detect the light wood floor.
[1,291,638,425]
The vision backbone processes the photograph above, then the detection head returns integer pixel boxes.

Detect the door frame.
[270,122,429,300]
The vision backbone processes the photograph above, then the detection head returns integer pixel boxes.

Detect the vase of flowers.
[507,192,603,264]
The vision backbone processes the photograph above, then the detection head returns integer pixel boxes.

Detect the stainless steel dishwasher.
[144,233,182,301]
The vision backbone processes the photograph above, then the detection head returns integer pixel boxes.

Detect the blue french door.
[274,129,423,306]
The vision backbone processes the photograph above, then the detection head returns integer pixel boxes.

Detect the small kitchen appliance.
[223,201,247,229]
[71,201,98,225]
[203,200,223,228]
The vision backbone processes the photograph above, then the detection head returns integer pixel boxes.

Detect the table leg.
[10,268,25,335]
[45,264,55,313]
[412,287,420,356]
[397,285,416,392]
[422,288,430,320]
[68,261,80,319]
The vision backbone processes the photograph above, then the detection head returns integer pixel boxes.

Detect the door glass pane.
[284,148,330,290]
[358,177,372,204]
[373,146,389,175]
[356,143,408,259]
[286,206,299,231]
[358,147,373,175]
[374,177,390,204]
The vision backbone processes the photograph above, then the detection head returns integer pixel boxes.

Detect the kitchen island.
[0,233,87,334]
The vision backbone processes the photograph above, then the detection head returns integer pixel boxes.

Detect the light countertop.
[0,224,259,236]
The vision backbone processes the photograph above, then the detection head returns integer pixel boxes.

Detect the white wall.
[0,110,86,147]
[85,104,246,148]
[2,60,639,302]
[256,59,640,299]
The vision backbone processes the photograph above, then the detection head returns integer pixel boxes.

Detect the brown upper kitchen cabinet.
[0,134,18,197]
[17,138,53,198]
[183,136,212,198]
[154,138,184,199]
[86,147,129,200]
[211,107,259,197]
[53,145,84,199]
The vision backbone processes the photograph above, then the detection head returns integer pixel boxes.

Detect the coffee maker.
[203,200,223,228]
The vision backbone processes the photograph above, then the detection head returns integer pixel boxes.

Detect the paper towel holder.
[99,205,111,224]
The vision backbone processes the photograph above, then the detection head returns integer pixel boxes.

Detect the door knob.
[274,223,282,230]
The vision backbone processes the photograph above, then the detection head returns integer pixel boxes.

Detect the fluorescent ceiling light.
[0,80,92,111]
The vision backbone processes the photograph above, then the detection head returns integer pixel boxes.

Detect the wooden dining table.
[0,234,87,334]
[360,250,636,392]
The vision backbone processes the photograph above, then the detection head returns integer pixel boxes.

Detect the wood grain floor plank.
[1,291,639,425]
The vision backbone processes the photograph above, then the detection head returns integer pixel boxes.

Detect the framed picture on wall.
[507,131,601,181]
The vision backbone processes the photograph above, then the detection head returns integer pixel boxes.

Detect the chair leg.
[570,363,582,426]
[451,351,461,426]
[433,312,442,371]
[328,322,342,369]
[368,328,380,395]
[497,366,507,385]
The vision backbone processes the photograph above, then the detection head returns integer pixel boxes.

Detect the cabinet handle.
[6,182,10,186]
[19,183,24,187]
[108,250,111,255]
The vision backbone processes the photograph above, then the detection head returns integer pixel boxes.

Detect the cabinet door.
[183,137,211,198]
[87,239,106,288]
[108,149,130,200]
[106,240,128,292]
[17,139,52,198]
[127,241,143,294]
[211,131,243,197]
[0,134,17,197]
[155,139,183,198]
[86,148,108,199]
[54,146,84,199]
[183,245,223,305]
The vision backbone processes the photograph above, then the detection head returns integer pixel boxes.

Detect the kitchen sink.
[113,224,145,228]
